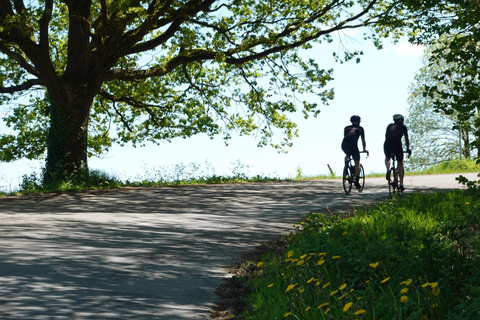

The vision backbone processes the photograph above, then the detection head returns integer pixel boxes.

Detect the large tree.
[0,0,389,182]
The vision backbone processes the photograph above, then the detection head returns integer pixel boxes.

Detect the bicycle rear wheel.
[388,169,401,198]
[343,166,352,195]
[357,164,365,192]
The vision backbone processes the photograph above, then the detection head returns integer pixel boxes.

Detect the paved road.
[0,173,477,319]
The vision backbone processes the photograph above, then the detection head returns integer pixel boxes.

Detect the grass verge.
[216,189,480,319]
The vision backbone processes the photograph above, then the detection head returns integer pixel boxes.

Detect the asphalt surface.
[0,173,477,319]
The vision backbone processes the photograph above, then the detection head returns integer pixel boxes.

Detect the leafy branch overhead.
[0,0,389,176]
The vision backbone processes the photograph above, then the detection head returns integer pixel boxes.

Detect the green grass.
[2,158,478,196]
[239,190,480,319]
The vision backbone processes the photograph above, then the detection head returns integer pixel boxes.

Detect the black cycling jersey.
[341,124,365,161]
[384,123,408,161]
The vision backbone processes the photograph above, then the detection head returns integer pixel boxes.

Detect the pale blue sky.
[0,36,424,191]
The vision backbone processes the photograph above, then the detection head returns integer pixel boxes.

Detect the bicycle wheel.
[388,169,394,198]
[357,164,365,192]
[342,166,352,195]
[388,169,401,198]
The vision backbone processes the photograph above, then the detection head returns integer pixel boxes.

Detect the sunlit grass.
[241,190,480,319]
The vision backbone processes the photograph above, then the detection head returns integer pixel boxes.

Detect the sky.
[0,35,425,192]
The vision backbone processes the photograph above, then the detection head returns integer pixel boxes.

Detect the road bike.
[342,151,368,195]
[387,150,411,198]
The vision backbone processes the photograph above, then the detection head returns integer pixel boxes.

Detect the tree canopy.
[385,0,480,161]
[406,40,478,170]
[0,0,390,182]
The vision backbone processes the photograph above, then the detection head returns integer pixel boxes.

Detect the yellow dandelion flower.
[350,288,355,293]
[343,302,353,312]
[369,262,379,268]
[307,277,317,284]
[317,259,325,266]
[291,259,299,263]
[268,283,274,288]
[432,287,440,296]
[354,309,367,315]
[309,253,316,256]
[284,311,292,317]
[323,282,331,289]
[339,283,348,290]
[324,308,331,314]
[332,255,340,260]
[300,254,308,259]
[305,306,311,311]
[338,293,347,300]
[330,290,339,296]
[422,283,430,288]
[381,277,391,284]
[256,262,264,268]
[297,260,305,267]
[318,252,327,257]
[401,279,412,286]
[357,297,363,300]
[400,288,409,294]
[364,280,370,284]
[400,296,409,303]
[286,283,298,292]
[431,282,439,288]
[318,302,329,309]
[316,281,321,286]
[466,202,470,205]
[287,251,294,258]
[342,232,348,235]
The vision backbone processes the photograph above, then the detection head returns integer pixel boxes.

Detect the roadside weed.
[242,190,480,319]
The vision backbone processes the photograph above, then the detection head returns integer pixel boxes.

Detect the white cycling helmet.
[393,114,404,121]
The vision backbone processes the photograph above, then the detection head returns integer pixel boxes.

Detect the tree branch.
[0,42,40,77]
[0,79,42,93]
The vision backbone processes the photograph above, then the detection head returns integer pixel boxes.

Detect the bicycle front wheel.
[343,166,352,195]
[357,164,365,192]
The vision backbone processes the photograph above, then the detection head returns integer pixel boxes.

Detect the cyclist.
[384,114,411,191]
[341,115,369,189]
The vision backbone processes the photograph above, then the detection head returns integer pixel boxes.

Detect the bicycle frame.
[342,151,367,195]
[387,151,410,198]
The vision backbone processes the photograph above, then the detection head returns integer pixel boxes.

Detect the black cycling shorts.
[384,141,404,162]
[342,141,360,161]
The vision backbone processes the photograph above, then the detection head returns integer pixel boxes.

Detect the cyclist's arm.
[404,131,410,151]
[361,136,369,155]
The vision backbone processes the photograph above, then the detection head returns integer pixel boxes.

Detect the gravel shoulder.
[0,173,476,319]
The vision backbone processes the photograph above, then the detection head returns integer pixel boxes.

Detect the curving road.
[0,173,477,319]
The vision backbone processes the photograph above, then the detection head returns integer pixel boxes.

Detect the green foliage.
[0,0,390,180]
[242,190,480,319]
[382,0,480,163]
[406,41,478,170]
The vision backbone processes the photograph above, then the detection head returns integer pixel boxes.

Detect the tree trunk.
[43,89,92,184]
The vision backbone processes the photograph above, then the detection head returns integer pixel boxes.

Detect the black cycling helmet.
[350,115,361,123]
[393,114,404,121]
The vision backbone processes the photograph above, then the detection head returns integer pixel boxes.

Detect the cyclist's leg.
[352,148,361,178]
[383,142,392,180]
[341,144,350,166]
[395,147,405,190]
